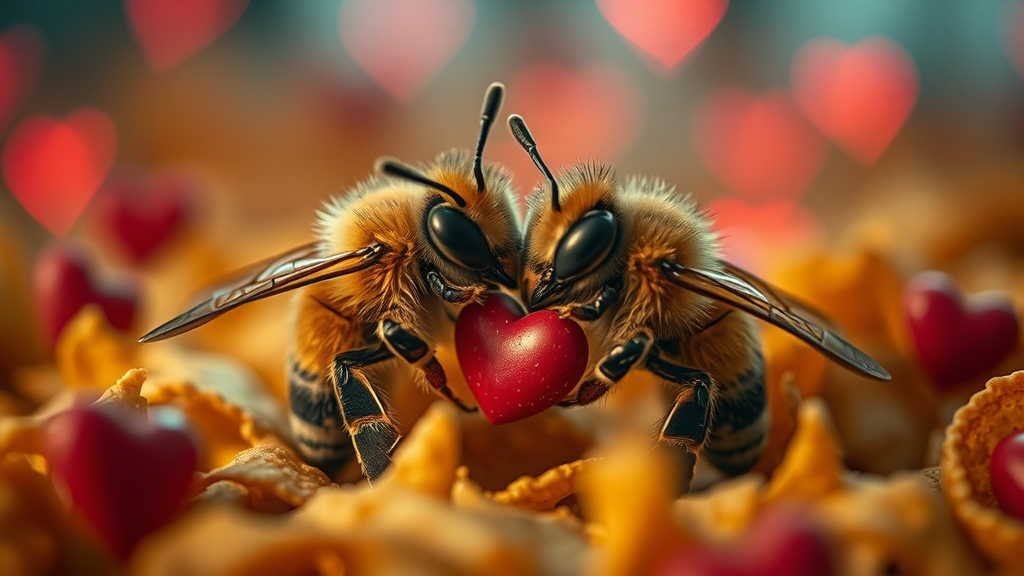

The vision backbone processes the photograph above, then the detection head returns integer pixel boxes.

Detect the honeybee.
[140,83,521,482]
[506,114,890,486]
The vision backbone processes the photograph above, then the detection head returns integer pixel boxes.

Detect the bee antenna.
[474,82,504,193]
[376,157,467,207]
[508,114,560,211]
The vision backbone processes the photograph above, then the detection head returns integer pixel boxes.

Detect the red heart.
[791,37,918,165]
[597,0,728,71]
[2,108,118,237]
[707,198,822,272]
[46,404,199,559]
[656,507,833,576]
[124,0,249,72]
[991,431,1024,522]
[455,292,589,424]
[92,172,195,264]
[903,272,1019,390]
[339,0,474,102]
[694,88,826,203]
[32,244,138,348]
[0,24,44,133]
[491,63,642,198]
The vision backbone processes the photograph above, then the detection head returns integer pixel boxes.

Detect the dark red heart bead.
[46,404,199,559]
[903,271,1019,390]
[991,430,1024,522]
[455,292,589,424]
[32,244,138,347]
[93,172,194,264]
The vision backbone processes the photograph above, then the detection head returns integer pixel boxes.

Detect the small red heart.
[791,37,918,165]
[47,403,199,559]
[991,431,1024,522]
[693,88,826,203]
[707,198,822,272]
[92,172,195,264]
[656,508,833,576]
[455,292,589,425]
[124,0,249,72]
[2,108,118,237]
[903,272,1019,390]
[32,244,138,348]
[339,0,475,102]
[0,24,44,133]
[597,0,729,71]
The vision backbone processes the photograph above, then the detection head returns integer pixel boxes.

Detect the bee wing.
[717,260,841,333]
[139,243,389,343]
[662,261,891,381]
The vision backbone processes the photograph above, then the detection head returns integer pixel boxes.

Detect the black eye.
[426,204,491,270]
[553,209,618,281]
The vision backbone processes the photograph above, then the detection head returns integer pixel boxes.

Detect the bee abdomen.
[288,359,353,475]
[703,353,768,476]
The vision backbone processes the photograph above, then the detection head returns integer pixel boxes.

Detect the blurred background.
[1,0,1023,408]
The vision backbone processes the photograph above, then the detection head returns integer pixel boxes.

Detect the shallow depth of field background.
[2,0,1024,392]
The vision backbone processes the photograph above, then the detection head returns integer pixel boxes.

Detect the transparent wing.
[662,261,891,381]
[718,260,840,332]
[139,243,389,343]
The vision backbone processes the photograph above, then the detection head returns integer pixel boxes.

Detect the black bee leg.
[558,333,651,407]
[557,277,623,321]
[380,319,478,412]
[645,351,713,492]
[426,269,485,304]
[330,343,400,482]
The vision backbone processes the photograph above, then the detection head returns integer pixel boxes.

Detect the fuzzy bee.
[506,114,890,486]
[140,83,521,482]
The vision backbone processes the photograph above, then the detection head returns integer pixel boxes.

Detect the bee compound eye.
[553,210,618,281]
[426,204,492,271]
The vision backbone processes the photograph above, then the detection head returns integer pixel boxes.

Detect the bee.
[506,114,890,487]
[140,83,521,482]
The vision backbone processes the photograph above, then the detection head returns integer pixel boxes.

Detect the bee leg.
[557,332,650,407]
[426,269,485,304]
[645,352,713,491]
[556,277,623,321]
[331,343,401,482]
[380,319,478,412]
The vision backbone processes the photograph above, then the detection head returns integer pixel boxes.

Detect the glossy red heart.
[903,272,1019,390]
[339,0,474,102]
[124,0,249,72]
[597,0,728,71]
[707,198,822,272]
[655,507,833,576]
[991,431,1024,522]
[32,244,138,348]
[694,88,826,203]
[2,108,117,237]
[47,403,199,559]
[491,63,642,196]
[0,24,44,133]
[455,292,589,424]
[92,172,195,264]
[791,37,918,165]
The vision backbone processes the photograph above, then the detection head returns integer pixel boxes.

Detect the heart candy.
[92,172,195,264]
[32,244,138,348]
[991,430,1024,522]
[903,271,1019,390]
[455,292,589,424]
[46,403,199,559]
[124,0,250,72]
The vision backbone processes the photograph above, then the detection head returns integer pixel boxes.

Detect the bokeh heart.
[46,403,199,559]
[597,0,728,71]
[2,108,118,237]
[903,271,1019,390]
[694,88,826,203]
[32,244,138,348]
[0,24,44,133]
[455,292,589,424]
[492,62,642,196]
[92,171,196,264]
[791,36,918,165]
[991,430,1024,522]
[707,198,821,272]
[339,0,475,102]
[124,0,250,72]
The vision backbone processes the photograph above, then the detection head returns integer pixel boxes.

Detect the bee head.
[508,115,625,311]
[376,83,520,290]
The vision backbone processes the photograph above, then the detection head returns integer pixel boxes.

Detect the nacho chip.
[193,445,333,512]
[761,397,845,504]
[487,459,593,512]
